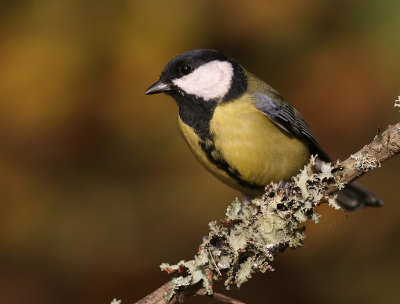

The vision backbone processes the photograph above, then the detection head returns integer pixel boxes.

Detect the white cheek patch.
[173,60,234,101]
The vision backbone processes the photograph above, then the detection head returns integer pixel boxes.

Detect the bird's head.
[145,49,247,103]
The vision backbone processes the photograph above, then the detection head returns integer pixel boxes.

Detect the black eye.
[180,64,192,75]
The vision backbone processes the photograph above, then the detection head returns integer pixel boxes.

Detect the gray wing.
[253,92,331,162]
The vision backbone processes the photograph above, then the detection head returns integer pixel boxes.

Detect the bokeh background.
[1,0,399,303]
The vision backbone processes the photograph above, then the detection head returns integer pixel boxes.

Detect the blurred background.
[0,0,399,303]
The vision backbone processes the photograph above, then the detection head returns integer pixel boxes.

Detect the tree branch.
[327,122,400,194]
[135,121,400,304]
[135,281,245,304]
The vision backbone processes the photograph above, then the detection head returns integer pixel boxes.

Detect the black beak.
[145,81,171,95]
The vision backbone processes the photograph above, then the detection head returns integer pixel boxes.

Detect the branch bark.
[327,122,400,194]
[135,122,400,304]
[135,281,244,304]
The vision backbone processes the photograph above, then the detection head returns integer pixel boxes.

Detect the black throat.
[171,92,217,140]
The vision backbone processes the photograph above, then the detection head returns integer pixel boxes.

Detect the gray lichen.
[350,151,381,173]
[160,156,341,299]
[389,97,400,134]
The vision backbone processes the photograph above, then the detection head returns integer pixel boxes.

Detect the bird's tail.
[336,181,384,210]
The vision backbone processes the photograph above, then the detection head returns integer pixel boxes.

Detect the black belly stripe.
[199,139,264,190]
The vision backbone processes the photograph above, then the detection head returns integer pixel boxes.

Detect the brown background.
[0,0,399,303]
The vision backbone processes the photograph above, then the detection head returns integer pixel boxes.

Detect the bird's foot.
[277,180,291,197]
[314,158,324,173]
[241,193,253,206]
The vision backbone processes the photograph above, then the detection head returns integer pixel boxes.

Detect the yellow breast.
[177,94,310,194]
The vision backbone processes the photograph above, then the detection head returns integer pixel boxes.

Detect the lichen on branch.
[160,156,341,300]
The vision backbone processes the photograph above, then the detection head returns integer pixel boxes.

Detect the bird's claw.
[277,180,291,197]
[241,193,252,205]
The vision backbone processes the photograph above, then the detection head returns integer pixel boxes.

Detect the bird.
[145,49,383,210]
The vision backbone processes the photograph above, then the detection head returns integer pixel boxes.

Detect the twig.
[326,122,400,194]
[208,247,222,277]
[196,289,246,304]
[135,281,245,304]
[212,292,246,304]
[135,281,203,304]
[214,293,246,304]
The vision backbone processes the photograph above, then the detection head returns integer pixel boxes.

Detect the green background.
[0,0,399,303]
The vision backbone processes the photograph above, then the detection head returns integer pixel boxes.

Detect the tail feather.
[336,181,384,211]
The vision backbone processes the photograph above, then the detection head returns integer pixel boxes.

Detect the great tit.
[145,49,383,210]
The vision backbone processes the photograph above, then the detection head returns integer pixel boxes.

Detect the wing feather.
[253,92,331,162]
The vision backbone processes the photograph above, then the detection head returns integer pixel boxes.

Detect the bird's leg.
[284,182,291,197]
[278,180,291,197]
[278,180,286,189]
[314,157,324,173]
[241,193,253,205]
